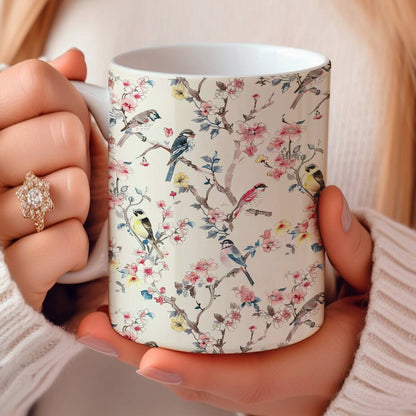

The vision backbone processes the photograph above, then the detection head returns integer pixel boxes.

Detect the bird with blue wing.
[220,239,254,286]
[165,129,195,182]
[117,109,161,147]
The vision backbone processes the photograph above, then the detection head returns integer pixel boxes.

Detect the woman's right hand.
[0,49,106,313]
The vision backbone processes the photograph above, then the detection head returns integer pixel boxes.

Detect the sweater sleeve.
[0,250,84,416]
[326,208,416,415]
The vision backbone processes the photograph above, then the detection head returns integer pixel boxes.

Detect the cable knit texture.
[326,209,416,415]
[0,250,83,416]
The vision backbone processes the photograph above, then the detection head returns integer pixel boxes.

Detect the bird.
[285,292,325,343]
[220,239,254,285]
[117,109,161,147]
[130,208,164,259]
[165,129,195,182]
[232,183,267,219]
[290,63,331,110]
[302,164,325,195]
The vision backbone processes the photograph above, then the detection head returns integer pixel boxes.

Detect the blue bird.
[165,129,195,182]
[220,239,254,286]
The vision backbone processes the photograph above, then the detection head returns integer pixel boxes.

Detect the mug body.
[108,44,330,353]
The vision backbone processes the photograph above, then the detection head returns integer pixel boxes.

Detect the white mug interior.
[111,43,329,77]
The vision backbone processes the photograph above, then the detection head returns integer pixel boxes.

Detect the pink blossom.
[161,222,172,232]
[109,159,131,179]
[108,78,115,89]
[170,191,177,197]
[297,220,309,233]
[268,168,284,180]
[160,287,166,294]
[128,263,138,275]
[243,144,258,157]
[231,78,244,91]
[249,325,256,331]
[252,94,260,100]
[170,233,184,245]
[109,195,123,209]
[137,259,161,283]
[193,258,218,278]
[119,97,137,112]
[290,289,306,304]
[268,136,285,151]
[200,101,218,116]
[198,333,214,349]
[280,307,292,321]
[122,330,137,341]
[164,127,173,137]
[274,155,295,172]
[157,200,167,209]
[184,271,200,285]
[155,296,164,305]
[237,121,268,145]
[207,208,225,224]
[260,229,277,252]
[163,208,173,218]
[122,80,131,87]
[235,286,256,303]
[267,289,285,305]
[278,122,303,141]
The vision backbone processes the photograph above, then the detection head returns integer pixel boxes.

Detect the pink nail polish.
[77,335,118,358]
[137,367,183,385]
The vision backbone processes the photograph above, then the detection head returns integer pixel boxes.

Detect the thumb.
[48,48,87,81]
[318,185,372,292]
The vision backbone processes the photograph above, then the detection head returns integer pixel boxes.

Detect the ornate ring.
[16,172,54,233]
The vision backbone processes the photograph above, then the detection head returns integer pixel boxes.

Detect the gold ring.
[16,172,54,233]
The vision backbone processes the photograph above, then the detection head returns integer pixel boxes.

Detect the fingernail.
[342,195,351,232]
[137,367,183,385]
[77,335,118,358]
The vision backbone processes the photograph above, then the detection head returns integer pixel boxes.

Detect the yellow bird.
[302,163,325,194]
[130,209,164,259]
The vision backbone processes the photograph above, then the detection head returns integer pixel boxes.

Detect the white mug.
[64,43,330,353]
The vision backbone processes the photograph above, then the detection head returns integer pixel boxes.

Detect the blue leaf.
[117,223,127,230]
[124,161,132,165]
[135,187,142,195]
[200,123,211,132]
[279,287,286,292]
[141,290,153,300]
[311,243,323,252]
[255,239,260,247]
[201,155,212,163]
[147,80,155,87]
[307,144,316,150]
[187,221,195,228]
[210,129,219,139]
[202,164,211,170]
[207,230,218,239]
[200,225,213,230]
[282,82,290,93]
[147,311,155,319]
[193,118,206,123]
[271,78,282,86]
[213,165,222,173]
[296,120,305,124]
[191,203,202,209]
[169,79,179,86]
[288,184,297,192]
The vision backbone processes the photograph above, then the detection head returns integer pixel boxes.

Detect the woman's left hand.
[77,185,372,416]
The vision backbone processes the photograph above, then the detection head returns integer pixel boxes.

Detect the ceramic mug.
[63,43,331,353]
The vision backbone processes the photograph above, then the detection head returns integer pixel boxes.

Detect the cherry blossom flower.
[234,285,255,303]
[200,101,218,116]
[193,258,218,280]
[137,259,161,284]
[108,159,131,180]
[170,191,177,197]
[128,263,138,275]
[278,122,303,141]
[170,233,184,245]
[267,289,285,305]
[274,155,295,172]
[260,229,278,252]
[184,271,201,285]
[267,168,285,180]
[162,208,173,219]
[237,121,268,145]
[164,127,173,137]
[119,97,137,112]
[122,329,137,341]
[268,136,285,151]
[198,333,214,349]
[157,200,167,209]
[154,296,164,305]
[290,289,306,304]
[243,145,258,157]
[207,208,225,224]
[109,195,123,209]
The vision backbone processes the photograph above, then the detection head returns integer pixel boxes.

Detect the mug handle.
[57,81,109,284]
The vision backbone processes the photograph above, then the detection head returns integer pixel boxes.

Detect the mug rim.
[110,42,330,78]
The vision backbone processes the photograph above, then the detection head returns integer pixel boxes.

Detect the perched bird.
[290,63,331,110]
[302,164,325,195]
[130,208,164,259]
[232,183,267,219]
[220,239,254,286]
[165,129,195,182]
[286,292,325,343]
[117,109,161,147]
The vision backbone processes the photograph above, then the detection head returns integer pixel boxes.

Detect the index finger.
[0,59,90,133]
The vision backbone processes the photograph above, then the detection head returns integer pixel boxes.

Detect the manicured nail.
[341,195,351,232]
[137,367,183,385]
[77,335,118,358]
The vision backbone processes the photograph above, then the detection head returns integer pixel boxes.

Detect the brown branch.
[243,92,275,122]
[309,92,330,115]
